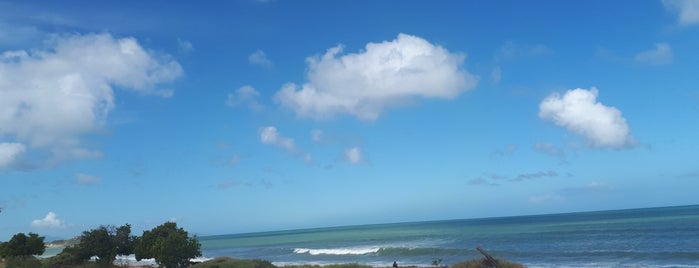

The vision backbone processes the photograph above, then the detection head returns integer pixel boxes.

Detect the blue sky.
[1,0,699,240]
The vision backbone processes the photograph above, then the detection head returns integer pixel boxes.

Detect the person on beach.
[393,261,398,268]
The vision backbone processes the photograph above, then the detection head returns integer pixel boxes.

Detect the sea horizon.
[194,204,699,267]
[199,204,699,239]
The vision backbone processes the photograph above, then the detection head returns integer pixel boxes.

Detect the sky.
[1,0,699,241]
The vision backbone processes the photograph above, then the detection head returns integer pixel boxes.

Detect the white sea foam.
[113,254,212,266]
[294,247,381,255]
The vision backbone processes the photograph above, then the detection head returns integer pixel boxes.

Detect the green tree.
[135,222,201,268]
[79,224,136,266]
[0,232,45,257]
[0,233,45,268]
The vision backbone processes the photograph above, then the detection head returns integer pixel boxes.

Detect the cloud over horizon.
[226,85,264,112]
[260,126,296,153]
[539,87,636,148]
[75,173,101,185]
[344,147,363,164]
[249,49,273,68]
[0,33,183,168]
[0,142,26,169]
[635,43,674,65]
[31,212,65,229]
[663,0,699,25]
[274,33,478,120]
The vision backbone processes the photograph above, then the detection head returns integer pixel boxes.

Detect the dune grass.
[450,258,525,268]
[191,257,277,268]
[192,257,524,268]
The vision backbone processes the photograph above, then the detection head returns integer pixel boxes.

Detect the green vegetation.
[450,259,525,268]
[0,232,46,268]
[191,257,276,268]
[135,221,202,268]
[78,224,136,266]
[0,221,201,268]
[0,232,46,257]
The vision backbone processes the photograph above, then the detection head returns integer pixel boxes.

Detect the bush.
[191,257,276,268]
[5,255,42,268]
[1,233,45,258]
[135,222,201,268]
[40,245,92,268]
[450,258,525,268]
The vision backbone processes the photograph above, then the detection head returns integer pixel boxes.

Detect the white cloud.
[218,180,240,189]
[311,129,324,143]
[274,33,478,120]
[533,142,565,158]
[75,173,101,185]
[0,33,182,167]
[344,147,363,164]
[491,67,502,84]
[31,212,65,228]
[663,0,699,25]
[226,85,263,111]
[177,38,193,53]
[635,43,674,65]
[528,194,565,204]
[469,178,499,187]
[229,154,240,167]
[539,87,636,148]
[0,142,25,168]
[497,41,552,61]
[562,181,614,194]
[248,49,273,68]
[260,126,295,152]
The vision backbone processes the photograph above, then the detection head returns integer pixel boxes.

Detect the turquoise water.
[198,205,699,267]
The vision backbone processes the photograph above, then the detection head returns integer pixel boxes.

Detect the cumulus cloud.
[635,43,674,65]
[248,49,273,68]
[0,142,26,168]
[260,126,295,152]
[31,212,65,228]
[274,33,478,120]
[75,173,101,185]
[226,85,263,111]
[0,33,182,167]
[539,87,636,148]
[344,147,363,164]
[663,0,699,25]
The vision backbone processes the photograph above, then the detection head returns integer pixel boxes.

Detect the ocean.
[198,205,699,268]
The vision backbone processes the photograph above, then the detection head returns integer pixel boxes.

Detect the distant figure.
[393,261,398,268]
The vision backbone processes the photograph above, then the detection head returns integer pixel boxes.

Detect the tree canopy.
[77,224,136,266]
[0,232,45,257]
[135,222,202,268]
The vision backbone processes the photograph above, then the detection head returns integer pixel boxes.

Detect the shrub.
[191,257,275,268]
[450,258,525,268]
[5,255,42,268]
[135,222,201,268]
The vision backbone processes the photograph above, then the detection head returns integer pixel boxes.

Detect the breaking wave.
[294,247,381,255]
